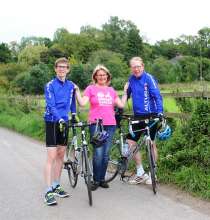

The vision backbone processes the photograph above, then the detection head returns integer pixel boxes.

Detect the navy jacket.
[127,71,163,115]
[44,77,76,122]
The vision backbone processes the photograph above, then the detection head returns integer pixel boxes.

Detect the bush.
[0,96,44,140]
[158,100,210,199]
[13,63,52,94]
[68,63,92,89]
[111,77,127,90]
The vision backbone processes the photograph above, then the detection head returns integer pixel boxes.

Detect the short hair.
[54,57,70,68]
[92,64,111,85]
[129,57,144,66]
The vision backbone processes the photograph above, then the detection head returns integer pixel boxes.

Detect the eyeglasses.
[96,74,108,77]
[56,65,69,69]
[131,65,142,69]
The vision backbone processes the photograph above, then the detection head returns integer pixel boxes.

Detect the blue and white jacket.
[127,71,163,115]
[44,77,76,122]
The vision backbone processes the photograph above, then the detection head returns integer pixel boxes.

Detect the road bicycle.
[105,113,165,194]
[64,121,93,206]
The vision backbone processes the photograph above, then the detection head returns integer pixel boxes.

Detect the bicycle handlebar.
[68,121,90,128]
[128,115,166,138]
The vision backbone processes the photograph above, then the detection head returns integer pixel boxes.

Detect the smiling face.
[95,69,108,86]
[54,62,70,80]
[130,59,144,78]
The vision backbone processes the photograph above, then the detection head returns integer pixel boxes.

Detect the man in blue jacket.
[43,57,76,205]
[125,56,163,185]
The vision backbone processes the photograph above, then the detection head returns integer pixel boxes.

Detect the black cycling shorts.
[45,121,69,147]
[126,119,159,142]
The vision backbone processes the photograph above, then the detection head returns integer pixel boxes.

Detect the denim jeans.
[89,124,116,183]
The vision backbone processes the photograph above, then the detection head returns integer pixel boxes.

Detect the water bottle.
[122,142,130,157]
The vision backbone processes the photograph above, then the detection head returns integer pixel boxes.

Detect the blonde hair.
[129,57,144,66]
[92,64,111,85]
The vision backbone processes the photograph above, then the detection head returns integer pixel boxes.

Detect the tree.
[69,63,92,89]
[200,57,210,81]
[125,27,143,60]
[18,45,48,65]
[0,62,29,82]
[154,39,178,59]
[53,29,101,62]
[198,27,210,58]
[178,56,200,82]
[40,46,68,65]
[9,41,20,62]
[14,63,52,94]
[102,16,143,61]
[88,49,129,79]
[20,36,52,49]
[175,35,200,57]
[149,57,174,83]
[53,28,69,43]
[80,25,103,40]
[0,43,12,63]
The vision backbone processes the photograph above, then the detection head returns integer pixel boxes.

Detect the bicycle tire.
[65,139,79,188]
[83,147,93,206]
[104,141,121,183]
[67,161,78,188]
[147,140,157,194]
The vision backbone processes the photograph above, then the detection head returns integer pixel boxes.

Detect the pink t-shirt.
[84,85,118,125]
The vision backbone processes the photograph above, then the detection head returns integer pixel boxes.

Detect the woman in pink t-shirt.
[75,65,127,191]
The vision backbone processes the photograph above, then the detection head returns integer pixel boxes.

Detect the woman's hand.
[123,82,129,94]
[74,83,80,92]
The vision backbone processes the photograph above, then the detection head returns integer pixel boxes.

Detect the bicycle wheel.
[65,141,79,188]
[67,161,78,188]
[83,146,93,206]
[104,140,121,183]
[146,140,157,194]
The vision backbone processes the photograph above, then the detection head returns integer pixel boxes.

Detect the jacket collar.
[55,77,67,84]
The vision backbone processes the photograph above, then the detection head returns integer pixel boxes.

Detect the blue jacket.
[44,77,76,122]
[127,71,163,115]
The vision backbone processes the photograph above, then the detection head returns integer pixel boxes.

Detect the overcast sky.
[1,0,209,44]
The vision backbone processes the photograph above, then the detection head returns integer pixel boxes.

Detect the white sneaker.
[128,173,152,185]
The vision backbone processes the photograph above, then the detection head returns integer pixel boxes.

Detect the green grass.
[163,97,180,113]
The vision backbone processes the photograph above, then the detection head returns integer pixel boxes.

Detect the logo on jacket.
[144,83,149,111]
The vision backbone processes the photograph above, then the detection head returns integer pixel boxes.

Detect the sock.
[136,165,145,177]
[52,180,60,189]
[45,186,53,194]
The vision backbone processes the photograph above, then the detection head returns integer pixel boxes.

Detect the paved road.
[0,127,209,220]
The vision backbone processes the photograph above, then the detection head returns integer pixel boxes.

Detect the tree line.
[0,16,210,94]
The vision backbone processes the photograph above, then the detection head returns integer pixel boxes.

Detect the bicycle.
[64,121,93,206]
[105,113,165,194]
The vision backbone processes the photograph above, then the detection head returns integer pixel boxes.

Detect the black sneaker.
[44,191,57,206]
[100,181,109,188]
[53,185,69,198]
[91,181,100,191]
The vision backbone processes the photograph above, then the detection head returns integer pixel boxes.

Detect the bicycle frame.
[64,121,93,206]
[116,117,159,160]
[108,115,160,180]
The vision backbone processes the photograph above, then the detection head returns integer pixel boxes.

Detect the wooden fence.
[161,91,210,99]
[1,91,209,119]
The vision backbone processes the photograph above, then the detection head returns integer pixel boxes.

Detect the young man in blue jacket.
[43,57,76,205]
[125,57,163,185]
